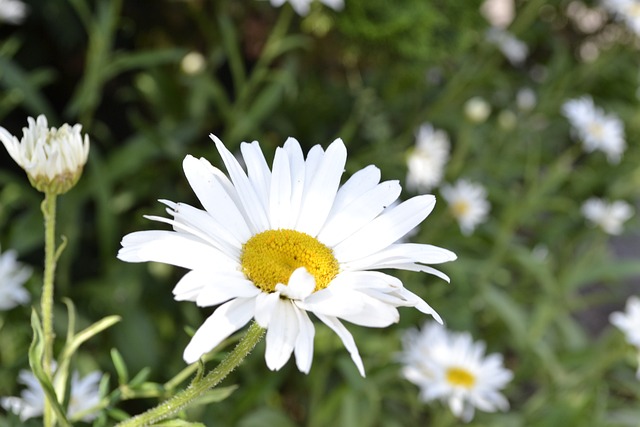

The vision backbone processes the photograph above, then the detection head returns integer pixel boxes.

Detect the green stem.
[116,322,266,427]
[41,191,58,427]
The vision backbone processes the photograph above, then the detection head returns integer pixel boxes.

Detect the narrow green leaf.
[28,310,71,427]
[59,315,121,363]
[111,348,129,385]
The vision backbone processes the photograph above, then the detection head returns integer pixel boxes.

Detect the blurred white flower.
[562,96,626,163]
[406,123,450,192]
[516,87,537,112]
[270,0,343,16]
[400,322,513,422]
[464,97,491,123]
[603,0,640,36]
[118,136,456,376]
[0,115,90,194]
[481,0,515,29]
[611,296,640,348]
[486,27,528,65]
[581,198,633,235]
[0,0,27,24]
[610,296,640,377]
[441,180,490,235]
[0,367,102,422]
[0,247,31,310]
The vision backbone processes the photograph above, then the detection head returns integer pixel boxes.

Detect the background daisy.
[400,322,513,422]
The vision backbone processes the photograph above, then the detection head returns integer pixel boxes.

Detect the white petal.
[264,299,299,371]
[195,275,261,307]
[269,147,292,229]
[333,195,436,262]
[283,138,306,229]
[315,314,366,377]
[329,164,381,215]
[241,141,271,216]
[275,267,316,300]
[301,287,364,317]
[343,243,456,271]
[361,262,451,282]
[295,139,347,236]
[118,230,238,271]
[210,134,270,233]
[254,291,280,328]
[182,155,252,243]
[336,293,400,327]
[160,200,242,255]
[293,308,315,373]
[318,180,401,247]
[183,298,254,363]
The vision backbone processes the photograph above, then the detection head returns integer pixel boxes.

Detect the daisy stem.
[116,322,266,427]
[41,191,58,427]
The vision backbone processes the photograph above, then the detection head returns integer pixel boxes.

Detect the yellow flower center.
[451,200,471,218]
[240,229,340,293]
[446,367,476,389]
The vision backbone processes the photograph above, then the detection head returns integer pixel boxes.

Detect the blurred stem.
[116,322,266,427]
[41,191,58,427]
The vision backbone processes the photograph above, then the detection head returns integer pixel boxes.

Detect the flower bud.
[0,115,89,194]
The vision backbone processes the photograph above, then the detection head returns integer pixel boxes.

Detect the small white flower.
[485,27,528,65]
[270,0,343,16]
[581,198,633,235]
[400,322,513,422]
[441,180,490,235]
[406,124,450,192]
[0,247,31,311]
[610,296,640,377]
[0,367,103,422]
[0,0,27,24]
[480,0,515,29]
[119,136,456,376]
[603,0,640,36]
[0,115,90,194]
[464,97,491,123]
[562,96,626,163]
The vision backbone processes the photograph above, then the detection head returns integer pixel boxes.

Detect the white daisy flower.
[406,124,450,192]
[0,0,27,24]
[0,367,103,422]
[269,0,344,16]
[400,322,513,422]
[118,136,456,376]
[610,296,640,377]
[0,115,90,194]
[603,0,640,36]
[485,27,528,66]
[0,246,31,311]
[581,198,634,235]
[562,96,626,164]
[441,180,490,235]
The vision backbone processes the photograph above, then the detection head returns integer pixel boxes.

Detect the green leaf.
[58,315,121,363]
[111,348,129,385]
[28,310,71,427]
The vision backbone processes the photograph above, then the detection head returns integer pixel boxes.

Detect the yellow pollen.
[451,200,471,218]
[446,367,476,389]
[240,229,340,293]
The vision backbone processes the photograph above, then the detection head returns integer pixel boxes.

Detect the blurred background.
[1,0,639,425]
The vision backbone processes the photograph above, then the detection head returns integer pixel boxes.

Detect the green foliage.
[1,0,639,425]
